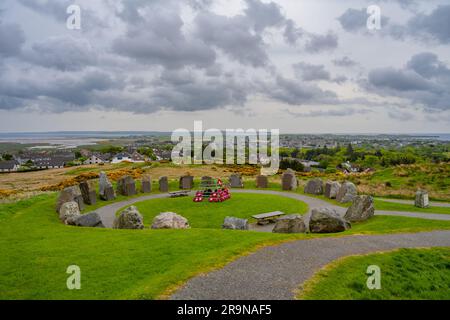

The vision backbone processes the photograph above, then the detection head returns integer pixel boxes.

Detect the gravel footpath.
[171,230,450,300]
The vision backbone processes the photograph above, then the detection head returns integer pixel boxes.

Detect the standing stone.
[256,175,269,188]
[113,206,144,229]
[59,201,81,225]
[159,176,169,193]
[415,190,429,208]
[273,215,306,234]
[304,178,324,195]
[117,176,136,196]
[336,182,358,203]
[229,174,244,188]
[324,181,341,199]
[344,195,375,222]
[222,217,249,230]
[151,212,190,229]
[141,175,152,193]
[56,185,85,213]
[74,212,104,228]
[281,169,297,191]
[179,175,194,189]
[99,172,115,201]
[309,208,351,233]
[79,181,97,205]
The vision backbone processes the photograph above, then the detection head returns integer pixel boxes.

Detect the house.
[111,152,132,164]
[83,154,109,165]
[0,160,20,173]
[33,157,68,169]
[130,151,145,163]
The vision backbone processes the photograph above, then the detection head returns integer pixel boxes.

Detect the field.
[2,191,450,299]
[299,248,450,300]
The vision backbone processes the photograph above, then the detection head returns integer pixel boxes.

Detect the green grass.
[131,193,308,229]
[299,248,450,300]
[374,199,450,215]
[2,192,450,299]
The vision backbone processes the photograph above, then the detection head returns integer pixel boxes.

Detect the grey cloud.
[286,108,372,118]
[293,62,330,81]
[0,23,25,57]
[407,5,450,44]
[337,8,389,32]
[333,56,358,67]
[369,68,432,91]
[244,0,285,32]
[283,19,303,45]
[304,32,338,53]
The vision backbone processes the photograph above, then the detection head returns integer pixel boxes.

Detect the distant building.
[33,157,68,169]
[0,160,20,173]
[83,154,109,165]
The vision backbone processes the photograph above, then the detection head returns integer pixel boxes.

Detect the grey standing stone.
[79,181,97,205]
[99,172,116,201]
[281,169,297,191]
[324,181,341,199]
[344,195,375,222]
[304,178,324,195]
[74,212,104,228]
[336,181,358,203]
[256,175,269,188]
[222,217,249,230]
[229,174,244,188]
[113,206,144,229]
[117,176,137,196]
[141,175,152,193]
[273,214,306,234]
[415,189,429,208]
[159,176,169,192]
[59,201,81,225]
[56,185,85,213]
[151,212,190,229]
[179,175,194,189]
[309,208,351,233]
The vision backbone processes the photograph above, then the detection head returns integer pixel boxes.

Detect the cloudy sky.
[0,0,449,133]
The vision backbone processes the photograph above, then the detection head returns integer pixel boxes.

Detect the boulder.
[151,212,190,229]
[179,175,194,189]
[117,175,136,196]
[222,217,249,230]
[344,195,375,222]
[113,206,144,229]
[79,181,97,205]
[56,185,84,213]
[229,174,244,188]
[59,201,81,225]
[99,172,115,201]
[309,208,351,233]
[159,176,169,193]
[336,182,358,203]
[256,175,269,188]
[74,212,104,228]
[272,214,306,234]
[304,178,324,195]
[415,189,429,208]
[141,175,152,193]
[324,181,341,199]
[281,169,297,191]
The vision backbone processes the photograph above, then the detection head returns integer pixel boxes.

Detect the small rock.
[59,201,81,225]
[113,206,144,229]
[256,175,269,188]
[179,175,194,189]
[74,212,104,228]
[159,176,169,193]
[344,195,375,222]
[415,189,429,208]
[99,172,116,201]
[141,175,152,193]
[282,169,297,191]
[304,178,324,195]
[151,212,190,229]
[336,182,358,203]
[222,217,249,230]
[273,214,306,234]
[79,181,97,205]
[324,181,341,199]
[229,174,244,188]
[117,176,136,196]
[309,208,351,233]
[56,186,84,213]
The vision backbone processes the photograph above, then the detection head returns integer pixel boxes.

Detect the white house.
[84,154,108,165]
[0,161,20,173]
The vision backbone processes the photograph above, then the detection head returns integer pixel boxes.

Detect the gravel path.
[171,230,450,300]
[94,190,450,228]
[377,198,450,208]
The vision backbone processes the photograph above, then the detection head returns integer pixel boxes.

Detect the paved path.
[171,230,450,300]
[377,197,450,208]
[94,190,450,228]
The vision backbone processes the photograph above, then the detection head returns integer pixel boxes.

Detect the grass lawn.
[131,193,308,229]
[2,192,450,299]
[298,248,450,300]
[374,199,450,215]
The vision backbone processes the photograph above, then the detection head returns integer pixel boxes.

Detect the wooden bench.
[252,211,285,225]
[169,191,190,198]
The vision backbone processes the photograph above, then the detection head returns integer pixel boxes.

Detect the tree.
[2,154,13,161]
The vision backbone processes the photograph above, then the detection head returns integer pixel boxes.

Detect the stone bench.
[252,211,285,225]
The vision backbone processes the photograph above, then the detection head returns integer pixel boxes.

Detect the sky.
[0,0,449,134]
